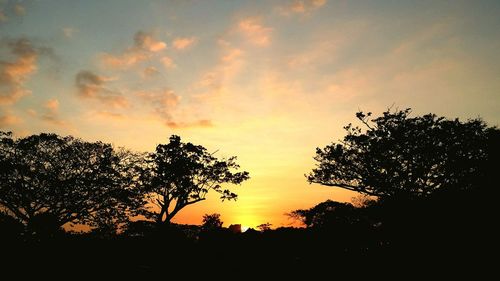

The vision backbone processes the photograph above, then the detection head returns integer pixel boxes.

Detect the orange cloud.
[41,98,66,125]
[100,31,167,69]
[279,0,326,16]
[95,111,125,121]
[0,111,21,128]
[196,41,245,95]
[143,66,160,77]
[75,70,128,108]
[166,119,213,129]
[134,31,167,52]
[0,38,38,104]
[172,37,197,50]
[161,56,176,69]
[136,89,211,129]
[238,18,272,47]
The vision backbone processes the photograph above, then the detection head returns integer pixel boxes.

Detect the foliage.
[0,131,142,231]
[289,200,361,228]
[202,213,223,230]
[307,109,497,199]
[140,135,249,223]
[256,222,272,231]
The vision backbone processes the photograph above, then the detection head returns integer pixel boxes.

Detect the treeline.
[0,133,249,237]
[0,108,498,275]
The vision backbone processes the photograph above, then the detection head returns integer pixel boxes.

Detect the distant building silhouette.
[228,224,242,233]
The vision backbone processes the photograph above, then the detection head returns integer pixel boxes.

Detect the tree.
[256,222,272,232]
[0,132,142,231]
[307,109,497,199]
[202,213,223,230]
[289,200,359,228]
[141,135,249,224]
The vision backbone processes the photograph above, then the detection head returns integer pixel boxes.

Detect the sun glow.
[241,225,250,232]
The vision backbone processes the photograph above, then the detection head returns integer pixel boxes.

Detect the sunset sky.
[1,0,499,228]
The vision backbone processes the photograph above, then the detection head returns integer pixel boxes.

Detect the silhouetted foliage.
[0,131,143,232]
[0,211,24,239]
[289,200,362,228]
[307,109,498,199]
[202,213,223,230]
[140,135,249,224]
[257,222,272,231]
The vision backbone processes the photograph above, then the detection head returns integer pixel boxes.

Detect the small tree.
[141,135,249,224]
[256,223,272,232]
[202,213,223,230]
[307,109,496,199]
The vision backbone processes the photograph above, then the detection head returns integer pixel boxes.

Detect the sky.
[1,0,499,228]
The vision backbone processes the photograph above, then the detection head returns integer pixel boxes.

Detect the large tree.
[307,109,498,199]
[141,135,249,224]
[0,132,142,231]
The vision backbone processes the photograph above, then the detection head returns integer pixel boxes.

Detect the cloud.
[195,41,245,96]
[161,56,176,69]
[172,37,197,50]
[95,111,125,121]
[75,70,128,108]
[134,31,167,52]
[0,9,7,22]
[166,119,213,129]
[237,18,272,46]
[143,66,160,77]
[136,89,211,129]
[279,0,326,16]
[136,89,180,120]
[62,27,77,38]
[0,38,39,104]
[14,4,25,16]
[0,111,20,128]
[41,98,66,125]
[100,31,167,69]
[101,52,147,68]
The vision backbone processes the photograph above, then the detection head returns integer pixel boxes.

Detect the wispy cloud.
[75,70,128,108]
[136,89,211,129]
[100,31,167,69]
[0,10,7,22]
[0,38,40,104]
[161,56,176,69]
[166,119,213,129]
[172,37,197,50]
[143,66,160,78]
[237,18,272,47]
[0,2,26,23]
[279,0,326,16]
[196,40,245,95]
[41,98,66,126]
[62,27,77,38]
[0,111,20,128]
[14,4,25,16]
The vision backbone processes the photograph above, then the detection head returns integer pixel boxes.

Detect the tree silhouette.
[140,135,249,224]
[256,222,272,232]
[0,132,142,231]
[307,109,497,199]
[202,213,223,230]
[289,200,359,228]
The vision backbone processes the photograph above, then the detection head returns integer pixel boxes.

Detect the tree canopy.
[141,135,249,224]
[307,109,498,199]
[202,213,223,230]
[0,131,141,230]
